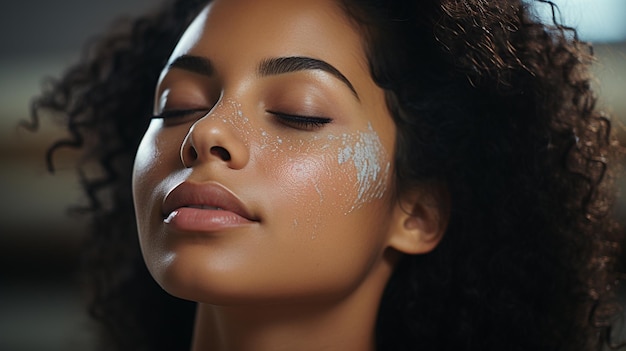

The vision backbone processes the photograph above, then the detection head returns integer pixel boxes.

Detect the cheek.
[133,123,163,222]
[256,122,392,236]
[334,122,391,213]
[132,122,189,248]
[265,154,342,238]
[133,121,193,192]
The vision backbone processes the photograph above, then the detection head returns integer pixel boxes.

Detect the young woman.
[32,0,624,350]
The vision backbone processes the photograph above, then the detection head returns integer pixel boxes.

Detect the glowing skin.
[132,0,404,350]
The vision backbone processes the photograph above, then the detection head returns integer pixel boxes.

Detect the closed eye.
[151,108,210,125]
[267,110,332,131]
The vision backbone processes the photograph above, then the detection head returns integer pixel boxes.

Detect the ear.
[386,184,449,255]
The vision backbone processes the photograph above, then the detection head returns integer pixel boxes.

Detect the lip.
[162,181,259,231]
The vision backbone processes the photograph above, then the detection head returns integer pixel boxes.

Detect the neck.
[191,301,376,351]
[190,255,395,351]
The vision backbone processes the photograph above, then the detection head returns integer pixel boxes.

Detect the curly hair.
[31,0,624,350]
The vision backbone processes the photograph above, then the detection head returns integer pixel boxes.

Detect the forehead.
[166,0,368,79]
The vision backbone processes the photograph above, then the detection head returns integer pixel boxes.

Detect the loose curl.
[30,0,624,350]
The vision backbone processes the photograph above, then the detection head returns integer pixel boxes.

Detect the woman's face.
[133,0,399,304]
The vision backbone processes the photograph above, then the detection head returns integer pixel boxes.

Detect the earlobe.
[387,185,449,255]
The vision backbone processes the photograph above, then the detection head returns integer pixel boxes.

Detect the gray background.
[0,0,625,350]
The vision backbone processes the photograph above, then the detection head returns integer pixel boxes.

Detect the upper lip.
[162,181,258,221]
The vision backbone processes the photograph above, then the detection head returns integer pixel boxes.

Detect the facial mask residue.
[335,122,389,213]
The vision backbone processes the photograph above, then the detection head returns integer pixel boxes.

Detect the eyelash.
[267,110,332,130]
[151,108,332,130]
[151,108,209,123]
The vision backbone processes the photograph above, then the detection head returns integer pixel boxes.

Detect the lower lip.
[164,208,255,232]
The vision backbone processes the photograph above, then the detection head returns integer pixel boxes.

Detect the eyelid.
[267,110,332,130]
[152,107,209,118]
[151,108,209,122]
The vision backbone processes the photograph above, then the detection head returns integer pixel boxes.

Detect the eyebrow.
[258,56,359,100]
[168,54,359,100]
[169,55,214,76]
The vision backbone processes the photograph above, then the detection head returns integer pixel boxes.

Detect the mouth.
[162,181,259,223]
[187,205,224,210]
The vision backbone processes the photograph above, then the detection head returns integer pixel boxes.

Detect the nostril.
[181,145,199,168]
[210,146,231,161]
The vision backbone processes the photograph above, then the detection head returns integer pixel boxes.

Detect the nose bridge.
[181,99,250,169]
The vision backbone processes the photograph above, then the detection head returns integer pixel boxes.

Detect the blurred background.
[0,0,625,350]
[0,1,155,350]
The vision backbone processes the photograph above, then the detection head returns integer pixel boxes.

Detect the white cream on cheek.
[334,122,390,213]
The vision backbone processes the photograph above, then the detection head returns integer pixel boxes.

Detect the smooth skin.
[132,0,447,350]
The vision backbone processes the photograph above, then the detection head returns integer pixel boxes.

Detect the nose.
[180,108,250,170]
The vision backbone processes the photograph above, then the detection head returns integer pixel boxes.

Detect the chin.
[151,258,363,307]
